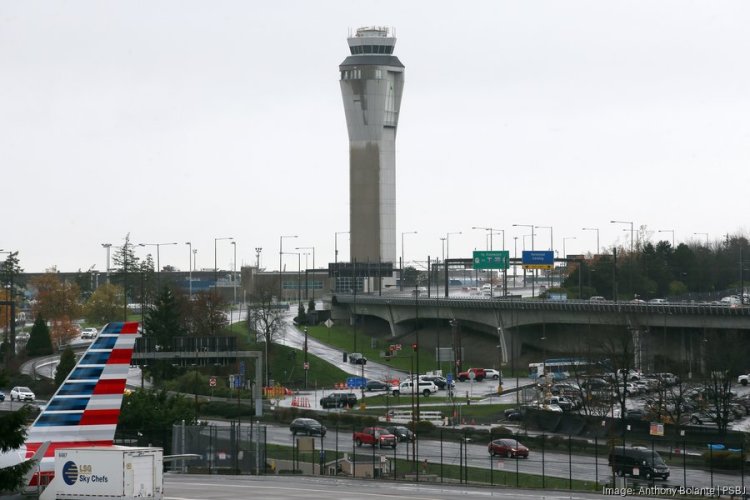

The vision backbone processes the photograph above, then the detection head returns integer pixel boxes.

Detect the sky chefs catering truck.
[45,447,163,500]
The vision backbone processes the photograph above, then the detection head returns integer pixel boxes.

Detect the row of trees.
[563,234,750,300]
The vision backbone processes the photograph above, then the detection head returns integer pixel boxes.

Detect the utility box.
[51,446,163,499]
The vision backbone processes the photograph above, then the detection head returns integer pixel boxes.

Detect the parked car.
[393,379,438,397]
[289,418,327,437]
[410,287,428,296]
[648,298,668,305]
[319,392,357,409]
[0,390,5,402]
[543,396,574,412]
[488,438,529,458]
[589,296,607,302]
[386,425,414,442]
[348,352,367,365]
[483,368,501,380]
[625,409,645,420]
[737,373,750,386]
[418,375,454,390]
[365,380,390,392]
[457,368,486,382]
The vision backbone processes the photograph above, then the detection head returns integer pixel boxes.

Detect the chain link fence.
[172,421,747,494]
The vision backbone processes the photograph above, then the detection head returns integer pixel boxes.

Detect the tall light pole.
[582,227,600,255]
[193,248,198,272]
[231,241,237,308]
[279,235,297,301]
[254,247,262,268]
[185,242,193,298]
[446,231,462,259]
[215,237,234,298]
[535,225,553,252]
[283,251,302,308]
[400,231,417,290]
[138,242,177,290]
[611,220,634,254]
[334,231,349,265]
[513,224,535,297]
[693,232,709,246]
[296,245,316,300]
[658,229,675,248]
[295,246,315,270]
[101,243,112,284]
[562,237,576,286]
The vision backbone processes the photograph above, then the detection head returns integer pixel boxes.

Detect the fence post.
[541,433,546,489]
[352,424,356,478]
[682,436,686,490]
[393,438,397,480]
[594,435,598,486]
[440,428,443,483]
[515,430,519,487]
[490,449,493,486]
[568,435,572,490]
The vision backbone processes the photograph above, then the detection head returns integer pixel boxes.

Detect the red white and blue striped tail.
[25,321,140,460]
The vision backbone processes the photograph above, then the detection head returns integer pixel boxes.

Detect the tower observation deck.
[340,27,405,266]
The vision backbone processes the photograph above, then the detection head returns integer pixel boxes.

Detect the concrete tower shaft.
[340,26,404,265]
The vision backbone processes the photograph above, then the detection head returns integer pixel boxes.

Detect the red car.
[458,368,486,382]
[488,438,529,458]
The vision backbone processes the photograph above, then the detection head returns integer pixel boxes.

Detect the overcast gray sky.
[2,1,749,273]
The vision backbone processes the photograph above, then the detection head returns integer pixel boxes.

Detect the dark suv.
[320,392,357,409]
[290,418,327,436]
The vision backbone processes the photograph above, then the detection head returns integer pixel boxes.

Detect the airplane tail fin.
[25,321,140,457]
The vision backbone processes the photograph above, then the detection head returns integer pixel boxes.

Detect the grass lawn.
[304,324,432,374]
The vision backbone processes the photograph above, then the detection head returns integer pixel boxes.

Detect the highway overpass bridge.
[329,294,750,372]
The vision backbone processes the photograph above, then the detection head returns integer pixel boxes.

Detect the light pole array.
[279,235,297,301]
[296,245,316,300]
[582,227,600,255]
[254,247,262,268]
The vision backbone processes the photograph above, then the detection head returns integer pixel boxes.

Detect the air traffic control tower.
[340,27,404,266]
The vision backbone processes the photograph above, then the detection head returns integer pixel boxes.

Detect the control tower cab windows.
[349,45,394,55]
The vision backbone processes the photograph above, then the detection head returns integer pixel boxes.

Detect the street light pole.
[401,231,417,291]
[610,220,634,254]
[138,242,177,290]
[214,237,234,309]
[296,245,316,300]
[513,224,535,296]
[231,241,237,309]
[101,243,112,284]
[693,232,709,246]
[185,242,193,298]
[279,235,298,302]
[254,247,262,269]
[658,229,675,248]
[582,227,600,255]
[446,231,462,259]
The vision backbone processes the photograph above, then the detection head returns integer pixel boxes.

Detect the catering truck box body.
[52,446,163,499]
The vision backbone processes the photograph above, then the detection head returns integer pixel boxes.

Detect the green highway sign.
[472,250,510,270]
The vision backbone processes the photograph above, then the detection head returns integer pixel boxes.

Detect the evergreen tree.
[144,286,185,350]
[111,233,141,308]
[26,315,53,356]
[55,346,76,387]
[0,406,33,493]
